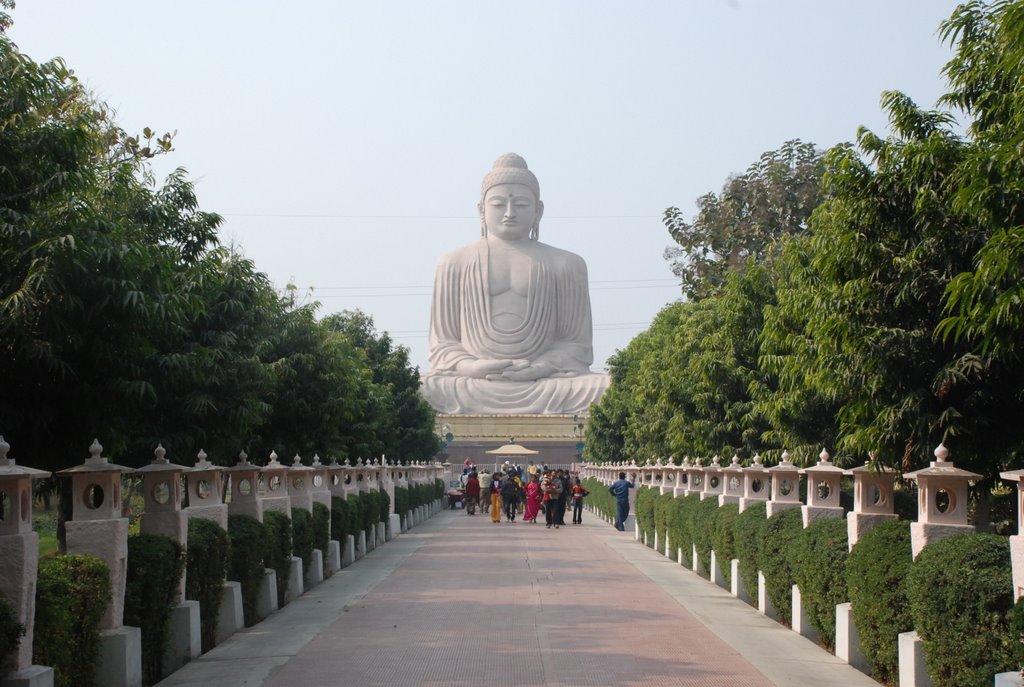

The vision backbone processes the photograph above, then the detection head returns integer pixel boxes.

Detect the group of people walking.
[461,466,589,529]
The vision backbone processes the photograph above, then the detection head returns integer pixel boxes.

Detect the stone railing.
[0,437,444,687]
[580,445,1023,686]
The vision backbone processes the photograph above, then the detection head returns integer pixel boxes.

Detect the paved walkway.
[157,508,879,687]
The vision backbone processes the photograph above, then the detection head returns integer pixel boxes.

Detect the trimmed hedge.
[262,510,293,608]
[712,503,739,585]
[125,533,186,686]
[312,502,330,553]
[668,494,700,568]
[790,518,848,650]
[345,494,364,539]
[376,489,391,523]
[692,497,721,577]
[0,593,24,676]
[635,486,656,546]
[330,495,350,543]
[291,508,314,570]
[393,486,409,519]
[733,501,766,605]
[227,514,267,626]
[583,478,614,521]
[846,519,913,684]
[34,554,111,687]
[907,533,1021,687]
[758,508,803,623]
[654,492,675,552]
[186,518,230,653]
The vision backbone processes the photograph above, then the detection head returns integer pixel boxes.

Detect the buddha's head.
[479,153,544,241]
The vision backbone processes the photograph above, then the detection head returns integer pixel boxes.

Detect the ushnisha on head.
[478,153,545,241]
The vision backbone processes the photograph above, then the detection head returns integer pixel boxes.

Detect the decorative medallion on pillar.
[185,450,227,529]
[766,450,802,517]
[904,444,980,558]
[701,456,724,502]
[720,454,744,506]
[844,454,898,549]
[799,448,845,527]
[224,451,263,522]
[739,454,770,513]
[260,451,292,516]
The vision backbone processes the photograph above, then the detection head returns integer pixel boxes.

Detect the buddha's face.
[481,183,542,241]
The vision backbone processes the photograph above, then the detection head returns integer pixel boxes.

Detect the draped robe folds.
[420,239,609,414]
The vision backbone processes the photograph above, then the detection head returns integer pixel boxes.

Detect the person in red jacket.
[464,471,480,515]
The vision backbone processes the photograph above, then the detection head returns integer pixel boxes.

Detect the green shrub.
[312,502,330,553]
[227,514,267,626]
[692,497,721,577]
[654,492,675,552]
[0,592,25,676]
[291,508,314,569]
[758,508,803,623]
[330,496,350,542]
[668,494,700,567]
[713,503,740,585]
[734,501,766,605]
[346,494,364,539]
[583,478,613,520]
[262,510,292,608]
[377,489,391,523]
[362,490,380,532]
[34,554,111,687]
[125,533,186,685]
[907,533,1021,687]
[790,517,848,650]
[393,486,409,519]
[186,518,229,653]
[846,519,913,684]
[635,486,656,546]
[434,478,445,500]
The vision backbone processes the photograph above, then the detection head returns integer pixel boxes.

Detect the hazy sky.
[8,1,963,373]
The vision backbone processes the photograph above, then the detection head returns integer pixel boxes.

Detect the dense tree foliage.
[0,19,436,470]
[588,1,1024,486]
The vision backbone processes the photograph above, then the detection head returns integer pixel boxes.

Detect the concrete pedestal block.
[342,535,356,567]
[162,600,200,676]
[835,602,870,674]
[0,665,54,687]
[766,500,801,518]
[791,585,819,642]
[664,533,671,558]
[801,505,844,528]
[738,497,768,513]
[1009,535,1024,599]
[758,572,779,620]
[66,518,129,630]
[910,522,973,559]
[97,626,142,687]
[995,672,1024,687]
[326,540,342,575]
[388,514,401,540]
[216,582,244,643]
[305,549,324,588]
[255,569,278,621]
[367,525,376,552]
[406,510,414,529]
[691,544,705,576]
[284,556,304,605]
[0,532,39,671]
[898,631,934,687]
[356,531,367,560]
[376,521,386,546]
[710,551,726,589]
[731,559,752,604]
[677,547,685,566]
[652,531,659,552]
[400,514,408,533]
[847,512,899,550]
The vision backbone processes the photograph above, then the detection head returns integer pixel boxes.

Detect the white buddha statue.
[420,153,609,414]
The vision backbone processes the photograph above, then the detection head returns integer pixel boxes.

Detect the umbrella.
[485,442,539,456]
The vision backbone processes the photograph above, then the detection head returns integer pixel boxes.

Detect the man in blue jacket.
[608,472,635,532]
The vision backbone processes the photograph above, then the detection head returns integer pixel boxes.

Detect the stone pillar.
[701,456,724,502]
[185,450,228,530]
[0,436,54,686]
[904,444,980,558]
[719,454,744,507]
[259,451,291,517]
[766,450,802,517]
[224,451,262,523]
[286,454,315,514]
[739,454,770,512]
[800,448,845,527]
[1000,468,1024,600]
[57,440,141,687]
[684,458,704,496]
[845,456,898,550]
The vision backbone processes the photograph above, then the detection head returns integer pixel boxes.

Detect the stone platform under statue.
[438,414,585,468]
[419,153,609,417]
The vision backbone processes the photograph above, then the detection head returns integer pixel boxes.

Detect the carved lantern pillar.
[999,468,1024,599]
[700,456,724,502]
[844,456,898,549]
[309,454,332,514]
[0,436,52,677]
[326,457,347,501]
[739,454,770,512]
[800,448,845,527]
[684,458,703,496]
[185,449,227,529]
[766,450,802,517]
[355,458,370,494]
[287,454,314,514]
[719,455,745,506]
[137,445,191,600]
[671,460,688,497]
[904,444,980,558]
[57,439,136,629]
[260,451,292,517]
[224,451,262,522]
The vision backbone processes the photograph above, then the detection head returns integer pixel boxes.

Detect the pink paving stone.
[264,512,775,687]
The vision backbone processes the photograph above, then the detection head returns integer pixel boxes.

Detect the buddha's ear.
[477,201,487,237]
[531,200,545,240]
